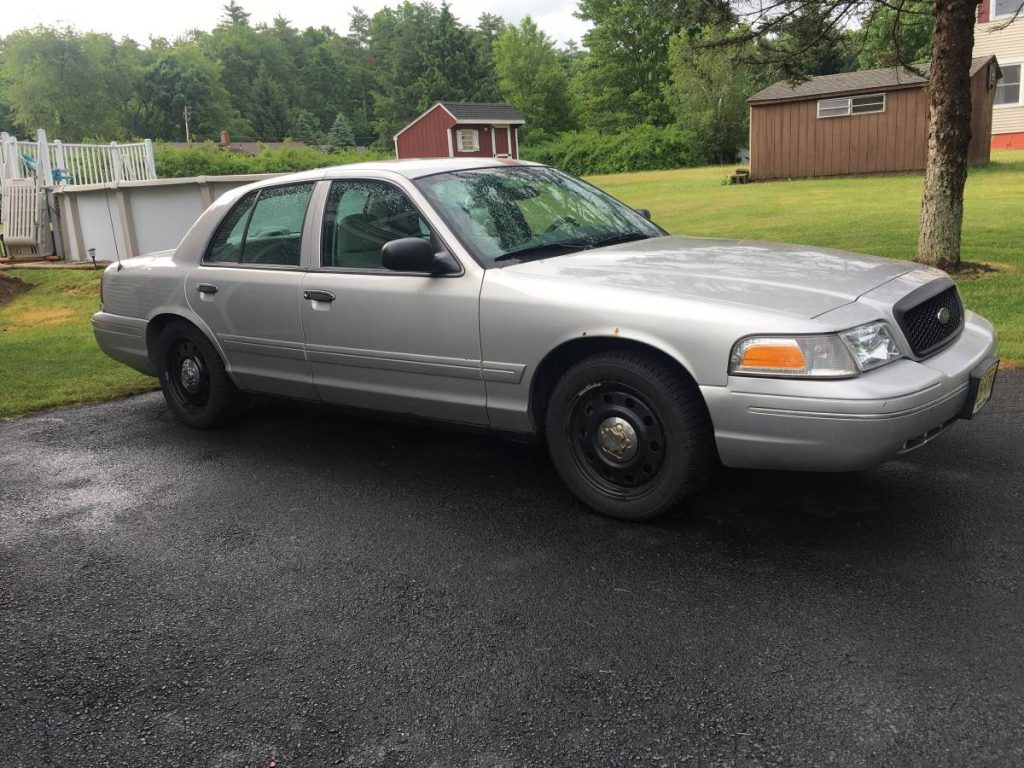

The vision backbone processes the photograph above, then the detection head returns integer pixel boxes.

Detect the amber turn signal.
[739,342,806,370]
[729,334,861,378]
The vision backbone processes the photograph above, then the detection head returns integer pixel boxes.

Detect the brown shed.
[747,56,1000,181]
[394,102,525,160]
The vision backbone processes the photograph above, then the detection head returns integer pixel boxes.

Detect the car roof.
[259,157,545,187]
[328,157,543,179]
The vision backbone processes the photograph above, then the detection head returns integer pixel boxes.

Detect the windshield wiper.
[493,241,590,263]
[575,231,652,249]
[493,232,653,264]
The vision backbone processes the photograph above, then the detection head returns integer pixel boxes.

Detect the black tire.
[156,320,237,429]
[544,351,715,521]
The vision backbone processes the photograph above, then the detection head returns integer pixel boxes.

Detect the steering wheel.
[544,215,579,234]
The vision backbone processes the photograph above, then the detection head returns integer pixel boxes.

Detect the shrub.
[520,125,706,175]
[153,142,391,178]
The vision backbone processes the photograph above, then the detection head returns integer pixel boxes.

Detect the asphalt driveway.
[2,371,1022,767]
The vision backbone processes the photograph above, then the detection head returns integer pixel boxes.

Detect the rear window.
[204,183,314,266]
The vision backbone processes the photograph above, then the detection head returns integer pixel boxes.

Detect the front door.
[185,182,317,400]
[299,179,486,425]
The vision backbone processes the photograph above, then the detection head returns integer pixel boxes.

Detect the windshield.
[414,166,663,267]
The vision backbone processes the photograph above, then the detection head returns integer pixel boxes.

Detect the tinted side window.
[240,183,315,266]
[206,191,257,263]
[321,181,432,270]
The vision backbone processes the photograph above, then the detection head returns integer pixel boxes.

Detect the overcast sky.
[1,0,591,47]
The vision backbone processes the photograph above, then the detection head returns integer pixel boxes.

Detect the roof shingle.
[439,102,526,123]
[748,56,996,104]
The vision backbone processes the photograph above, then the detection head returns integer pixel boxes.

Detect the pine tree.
[220,1,250,27]
[327,112,356,148]
[289,109,323,144]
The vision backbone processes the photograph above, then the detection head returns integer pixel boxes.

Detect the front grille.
[895,284,963,357]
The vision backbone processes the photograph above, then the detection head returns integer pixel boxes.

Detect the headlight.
[729,322,903,378]
[839,322,903,371]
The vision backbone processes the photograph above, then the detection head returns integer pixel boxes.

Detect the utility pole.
[183,105,192,144]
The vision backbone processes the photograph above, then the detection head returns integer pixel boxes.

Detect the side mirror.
[381,237,456,274]
[634,208,652,220]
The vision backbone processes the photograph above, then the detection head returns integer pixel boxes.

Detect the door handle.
[196,283,218,295]
[303,290,336,303]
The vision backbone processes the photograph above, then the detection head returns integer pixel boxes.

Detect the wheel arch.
[145,310,231,375]
[529,336,707,433]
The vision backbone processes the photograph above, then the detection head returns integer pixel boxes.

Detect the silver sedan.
[93,159,999,520]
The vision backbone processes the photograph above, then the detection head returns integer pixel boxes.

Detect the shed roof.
[748,56,996,105]
[438,102,526,123]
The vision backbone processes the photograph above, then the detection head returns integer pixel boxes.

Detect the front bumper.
[701,311,998,472]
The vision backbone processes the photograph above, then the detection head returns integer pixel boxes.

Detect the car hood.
[500,235,919,318]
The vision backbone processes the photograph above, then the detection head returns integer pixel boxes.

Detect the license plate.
[970,360,999,417]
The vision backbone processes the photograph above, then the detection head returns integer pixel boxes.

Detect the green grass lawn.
[588,149,1024,363]
[0,270,157,418]
[1,152,1020,418]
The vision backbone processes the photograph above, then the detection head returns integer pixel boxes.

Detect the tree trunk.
[916,0,980,270]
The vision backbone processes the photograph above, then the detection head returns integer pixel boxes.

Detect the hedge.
[153,142,392,177]
[154,128,706,180]
[520,126,706,176]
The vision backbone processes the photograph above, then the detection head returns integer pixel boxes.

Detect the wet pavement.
[2,371,1023,767]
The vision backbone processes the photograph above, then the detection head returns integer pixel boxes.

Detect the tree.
[472,13,507,101]
[220,1,251,27]
[289,109,323,144]
[722,0,996,269]
[136,44,246,140]
[492,17,574,136]
[202,21,296,137]
[755,3,859,81]
[915,0,979,268]
[573,0,735,129]
[248,67,290,139]
[0,26,123,140]
[418,5,492,105]
[854,1,933,70]
[327,112,356,147]
[666,27,758,163]
[367,2,494,144]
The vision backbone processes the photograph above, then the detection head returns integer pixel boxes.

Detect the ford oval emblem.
[936,307,951,325]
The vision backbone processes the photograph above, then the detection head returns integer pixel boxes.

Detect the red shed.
[394,102,526,160]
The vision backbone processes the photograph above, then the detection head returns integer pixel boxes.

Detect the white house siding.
[974,15,1024,139]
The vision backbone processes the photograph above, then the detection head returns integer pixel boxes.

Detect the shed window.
[995,64,1022,106]
[992,0,1021,19]
[456,129,480,152]
[817,92,886,118]
[456,130,479,152]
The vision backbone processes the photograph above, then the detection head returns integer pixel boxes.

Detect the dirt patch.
[949,261,1002,280]
[60,282,99,298]
[0,275,34,309]
[8,307,77,327]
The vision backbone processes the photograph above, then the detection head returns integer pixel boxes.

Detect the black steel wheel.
[165,338,212,415]
[545,351,715,520]
[156,320,237,429]
[567,382,667,497]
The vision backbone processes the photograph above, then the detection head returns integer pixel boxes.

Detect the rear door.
[185,181,318,399]
[298,178,487,425]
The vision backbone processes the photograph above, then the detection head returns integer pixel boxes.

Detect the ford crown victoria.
[93,159,999,520]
